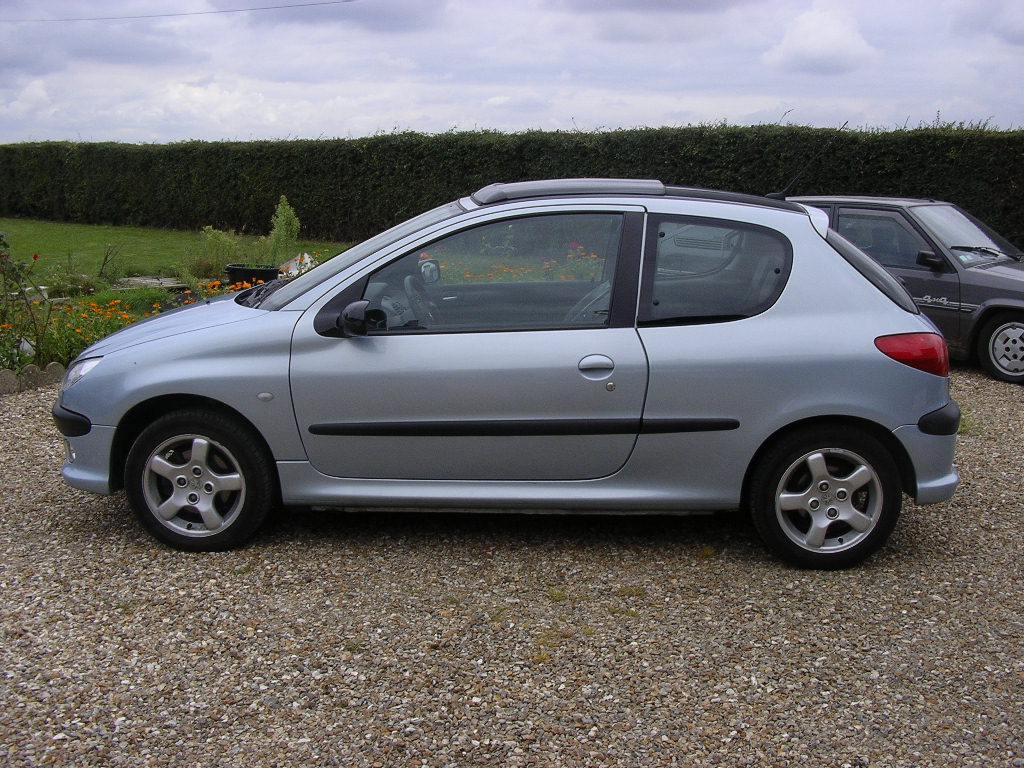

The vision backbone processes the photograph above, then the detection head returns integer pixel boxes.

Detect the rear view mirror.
[419,258,440,284]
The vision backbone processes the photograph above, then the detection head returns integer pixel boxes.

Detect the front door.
[289,210,649,481]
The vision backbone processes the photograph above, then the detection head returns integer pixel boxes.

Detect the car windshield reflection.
[911,204,1023,265]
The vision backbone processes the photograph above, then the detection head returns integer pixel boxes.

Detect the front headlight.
[60,356,102,391]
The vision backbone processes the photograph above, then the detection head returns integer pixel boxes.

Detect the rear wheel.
[748,426,901,569]
[125,409,275,551]
[977,313,1024,383]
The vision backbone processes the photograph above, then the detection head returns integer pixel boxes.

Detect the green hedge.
[1,126,1022,245]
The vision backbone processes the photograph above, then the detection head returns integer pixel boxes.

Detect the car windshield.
[910,204,1023,266]
[259,200,466,309]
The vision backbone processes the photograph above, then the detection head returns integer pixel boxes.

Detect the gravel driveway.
[2,370,1021,767]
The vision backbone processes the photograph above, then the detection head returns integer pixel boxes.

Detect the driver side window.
[364,212,624,333]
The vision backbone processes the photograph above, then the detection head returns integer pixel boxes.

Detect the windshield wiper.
[950,245,1022,261]
[237,278,289,308]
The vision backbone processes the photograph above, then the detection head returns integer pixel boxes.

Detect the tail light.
[875,333,949,376]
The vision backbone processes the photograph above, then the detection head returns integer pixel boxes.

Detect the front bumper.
[52,401,91,437]
[58,424,118,495]
[53,398,117,495]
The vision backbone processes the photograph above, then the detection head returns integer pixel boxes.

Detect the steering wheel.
[564,281,612,324]
[403,275,443,327]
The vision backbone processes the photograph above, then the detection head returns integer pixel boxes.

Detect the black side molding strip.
[918,400,961,436]
[309,418,739,437]
[52,402,92,437]
[642,418,739,433]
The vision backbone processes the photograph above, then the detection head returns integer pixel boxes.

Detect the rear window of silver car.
[639,215,792,325]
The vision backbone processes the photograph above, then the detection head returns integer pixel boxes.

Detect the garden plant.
[0,197,319,373]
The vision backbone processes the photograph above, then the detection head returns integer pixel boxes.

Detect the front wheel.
[747,426,901,569]
[125,409,275,551]
[976,313,1024,383]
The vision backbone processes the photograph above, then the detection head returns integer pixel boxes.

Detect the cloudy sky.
[1,0,1022,144]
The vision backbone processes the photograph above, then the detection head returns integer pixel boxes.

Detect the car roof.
[788,195,952,207]
[471,178,806,214]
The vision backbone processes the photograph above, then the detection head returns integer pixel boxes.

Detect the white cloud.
[0,0,1021,142]
[7,80,52,117]
[763,3,877,74]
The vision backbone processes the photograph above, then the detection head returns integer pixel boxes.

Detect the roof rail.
[667,186,805,212]
[471,178,666,205]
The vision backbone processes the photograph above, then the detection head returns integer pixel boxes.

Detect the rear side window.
[639,215,791,325]
[826,230,919,314]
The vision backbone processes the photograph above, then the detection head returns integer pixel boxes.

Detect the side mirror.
[339,300,389,336]
[339,300,370,336]
[419,258,440,284]
[916,251,945,271]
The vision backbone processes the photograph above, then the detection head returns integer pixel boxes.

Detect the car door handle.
[578,354,615,381]
[578,354,614,371]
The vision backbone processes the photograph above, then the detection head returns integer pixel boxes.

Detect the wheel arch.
[740,416,915,509]
[966,304,1024,361]
[110,394,278,494]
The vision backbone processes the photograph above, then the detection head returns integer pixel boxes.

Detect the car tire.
[748,426,901,569]
[124,409,275,551]
[976,313,1024,383]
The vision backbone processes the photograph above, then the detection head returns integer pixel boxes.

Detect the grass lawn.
[0,216,349,278]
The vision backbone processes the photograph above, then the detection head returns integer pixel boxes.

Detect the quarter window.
[363,213,624,332]
[639,216,791,324]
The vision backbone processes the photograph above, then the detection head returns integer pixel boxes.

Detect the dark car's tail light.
[875,333,949,376]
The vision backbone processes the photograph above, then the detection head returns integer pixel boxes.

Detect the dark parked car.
[789,196,1024,382]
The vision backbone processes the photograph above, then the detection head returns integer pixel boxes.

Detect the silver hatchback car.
[53,179,959,568]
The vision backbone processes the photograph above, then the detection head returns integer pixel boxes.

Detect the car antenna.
[765,121,848,200]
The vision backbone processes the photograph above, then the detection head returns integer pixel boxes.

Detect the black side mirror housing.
[339,300,389,336]
[339,300,370,336]
[916,251,945,271]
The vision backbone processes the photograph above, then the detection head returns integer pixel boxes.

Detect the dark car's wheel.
[125,409,275,551]
[748,426,901,569]
[977,313,1024,383]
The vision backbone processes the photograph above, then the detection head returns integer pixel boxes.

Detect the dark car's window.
[363,213,624,333]
[638,215,791,325]
[826,230,919,314]
[835,209,931,269]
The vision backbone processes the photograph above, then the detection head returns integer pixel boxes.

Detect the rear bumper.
[918,399,961,436]
[893,417,959,505]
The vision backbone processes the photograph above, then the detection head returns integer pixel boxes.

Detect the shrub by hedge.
[1,126,1021,245]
